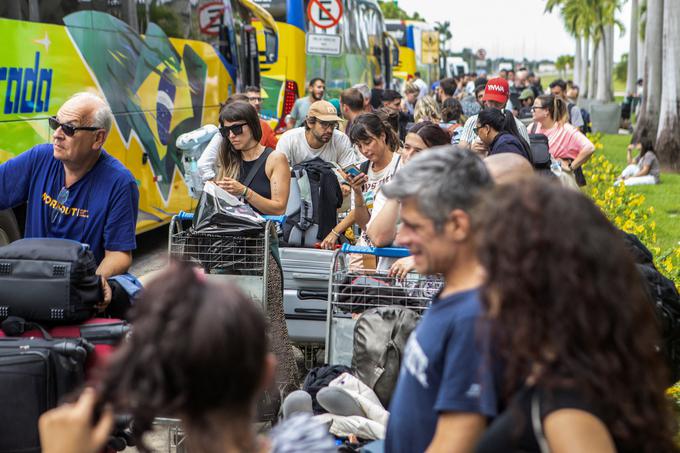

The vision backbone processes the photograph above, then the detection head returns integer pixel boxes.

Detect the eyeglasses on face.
[220,122,247,138]
[531,106,546,112]
[473,125,486,135]
[50,187,70,224]
[49,117,101,137]
[316,120,338,130]
[247,96,262,102]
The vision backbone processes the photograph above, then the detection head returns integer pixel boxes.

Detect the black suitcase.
[0,335,90,453]
[0,238,102,324]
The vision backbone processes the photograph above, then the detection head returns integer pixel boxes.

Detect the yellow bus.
[0,0,277,243]
[385,19,439,92]
[252,0,306,132]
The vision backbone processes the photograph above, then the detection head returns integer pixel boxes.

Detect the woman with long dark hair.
[319,113,401,253]
[214,101,290,215]
[473,179,677,453]
[38,262,335,453]
[475,108,532,162]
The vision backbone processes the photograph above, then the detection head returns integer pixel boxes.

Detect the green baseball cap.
[519,88,535,100]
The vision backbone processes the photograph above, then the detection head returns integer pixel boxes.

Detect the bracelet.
[242,187,249,198]
[331,229,341,237]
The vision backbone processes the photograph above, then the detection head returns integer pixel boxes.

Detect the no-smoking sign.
[307,0,343,29]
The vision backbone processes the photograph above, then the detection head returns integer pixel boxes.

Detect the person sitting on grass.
[616,137,661,186]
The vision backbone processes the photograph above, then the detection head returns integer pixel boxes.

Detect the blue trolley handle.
[262,215,286,225]
[340,244,411,258]
[176,212,285,225]
[176,211,194,221]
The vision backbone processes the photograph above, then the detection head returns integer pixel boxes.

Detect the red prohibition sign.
[307,0,343,29]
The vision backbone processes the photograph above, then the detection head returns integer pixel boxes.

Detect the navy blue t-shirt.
[385,288,498,453]
[0,144,139,264]
[488,132,531,162]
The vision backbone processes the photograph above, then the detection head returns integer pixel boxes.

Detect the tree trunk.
[606,24,615,100]
[596,33,609,101]
[626,0,639,96]
[581,36,590,96]
[574,36,582,87]
[634,0,664,145]
[588,38,599,99]
[656,0,680,170]
[637,32,645,84]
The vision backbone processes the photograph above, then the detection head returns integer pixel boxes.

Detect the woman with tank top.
[214,101,290,215]
[213,101,298,392]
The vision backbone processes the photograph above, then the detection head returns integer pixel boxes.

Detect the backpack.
[283,158,343,247]
[352,306,421,408]
[621,232,680,381]
[528,123,552,171]
[580,108,592,134]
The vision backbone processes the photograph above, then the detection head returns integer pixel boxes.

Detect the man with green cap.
[518,88,535,119]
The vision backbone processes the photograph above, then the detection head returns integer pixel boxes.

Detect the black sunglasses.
[220,122,247,138]
[49,116,101,137]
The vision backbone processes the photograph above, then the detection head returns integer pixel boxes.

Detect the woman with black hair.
[473,179,678,453]
[475,108,532,162]
[38,262,336,453]
[213,101,290,215]
[319,113,400,254]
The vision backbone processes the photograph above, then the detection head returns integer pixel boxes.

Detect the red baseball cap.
[482,77,510,104]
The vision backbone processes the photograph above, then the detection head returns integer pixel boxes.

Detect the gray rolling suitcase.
[279,247,334,343]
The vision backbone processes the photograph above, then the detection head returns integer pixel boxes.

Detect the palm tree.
[434,21,452,77]
[625,0,638,96]
[634,0,663,146]
[655,0,679,169]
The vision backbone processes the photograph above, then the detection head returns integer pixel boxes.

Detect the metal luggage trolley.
[159,211,284,453]
[167,211,285,310]
[325,244,444,366]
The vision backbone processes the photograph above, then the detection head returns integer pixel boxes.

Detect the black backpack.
[303,364,353,414]
[0,238,102,324]
[621,232,680,381]
[528,123,552,171]
[283,158,343,247]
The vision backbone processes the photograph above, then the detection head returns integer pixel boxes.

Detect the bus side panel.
[0,15,233,234]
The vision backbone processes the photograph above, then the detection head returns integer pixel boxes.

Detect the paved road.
[129,225,170,279]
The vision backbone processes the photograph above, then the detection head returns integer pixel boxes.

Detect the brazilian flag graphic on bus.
[0,11,232,232]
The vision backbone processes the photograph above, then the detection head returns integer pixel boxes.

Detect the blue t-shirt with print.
[385,288,497,453]
[0,144,139,264]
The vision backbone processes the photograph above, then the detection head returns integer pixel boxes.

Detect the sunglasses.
[49,117,101,137]
[50,187,70,224]
[473,125,486,135]
[220,122,247,138]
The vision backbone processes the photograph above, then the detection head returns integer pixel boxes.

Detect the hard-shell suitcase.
[279,247,334,343]
[0,335,89,453]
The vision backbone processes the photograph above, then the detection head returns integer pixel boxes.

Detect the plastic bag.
[192,182,265,235]
[176,124,218,199]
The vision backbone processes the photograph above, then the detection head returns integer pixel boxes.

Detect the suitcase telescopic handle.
[340,244,411,258]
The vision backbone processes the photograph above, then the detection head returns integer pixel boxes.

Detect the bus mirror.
[263,29,278,64]
[391,47,399,67]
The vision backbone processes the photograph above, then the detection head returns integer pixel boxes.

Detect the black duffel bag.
[0,238,102,324]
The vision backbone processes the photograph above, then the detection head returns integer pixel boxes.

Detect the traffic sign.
[198,2,224,36]
[307,0,342,30]
[306,33,343,56]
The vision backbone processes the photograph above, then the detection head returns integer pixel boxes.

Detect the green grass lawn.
[600,134,680,251]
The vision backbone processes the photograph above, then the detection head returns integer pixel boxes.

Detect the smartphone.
[342,163,362,178]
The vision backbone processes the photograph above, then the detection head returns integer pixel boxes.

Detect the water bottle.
[550,159,562,176]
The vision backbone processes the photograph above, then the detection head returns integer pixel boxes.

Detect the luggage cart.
[325,244,443,366]
[160,211,284,452]
[167,211,285,310]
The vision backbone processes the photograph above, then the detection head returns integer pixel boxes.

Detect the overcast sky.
[395,0,632,62]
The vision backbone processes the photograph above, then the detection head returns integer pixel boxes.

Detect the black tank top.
[238,148,273,214]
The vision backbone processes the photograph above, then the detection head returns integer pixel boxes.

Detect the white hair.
[66,92,114,133]
[352,83,371,102]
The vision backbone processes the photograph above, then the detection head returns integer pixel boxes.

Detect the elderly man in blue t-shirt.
[0,92,139,311]
[380,147,498,453]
